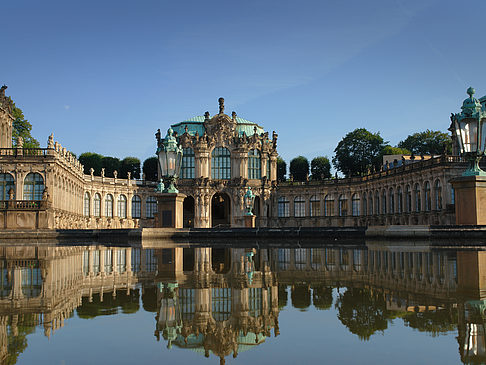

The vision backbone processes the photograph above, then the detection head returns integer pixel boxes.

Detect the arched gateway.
[211,193,231,227]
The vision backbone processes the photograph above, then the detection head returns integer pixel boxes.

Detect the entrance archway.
[211,193,231,227]
[183,196,195,228]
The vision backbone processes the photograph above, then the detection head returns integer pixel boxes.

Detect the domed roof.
[171,115,265,137]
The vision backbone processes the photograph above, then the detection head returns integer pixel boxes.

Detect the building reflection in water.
[0,244,485,363]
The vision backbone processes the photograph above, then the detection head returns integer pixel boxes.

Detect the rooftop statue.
[218,97,224,114]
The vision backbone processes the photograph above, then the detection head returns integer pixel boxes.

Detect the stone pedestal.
[156,193,186,228]
[244,215,256,228]
[450,176,486,225]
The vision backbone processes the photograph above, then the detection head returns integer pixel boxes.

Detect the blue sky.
[2,0,486,167]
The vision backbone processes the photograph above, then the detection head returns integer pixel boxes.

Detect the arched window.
[375,192,380,215]
[310,195,320,217]
[369,194,373,215]
[352,194,360,216]
[84,192,90,217]
[0,173,15,200]
[451,186,455,205]
[389,188,395,214]
[132,195,141,218]
[397,187,403,213]
[424,181,431,212]
[434,180,442,210]
[105,194,113,218]
[248,149,261,179]
[211,147,231,179]
[338,195,347,217]
[406,185,412,213]
[146,196,157,218]
[117,195,127,218]
[278,196,289,217]
[266,155,271,178]
[324,195,334,217]
[363,193,367,216]
[23,173,44,200]
[181,147,195,179]
[414,183,421,212]
[294,196,305,217]
[93,193,101,217]
[381,190,387,214]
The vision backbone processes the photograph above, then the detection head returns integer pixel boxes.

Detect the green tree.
[333,128,386,177]
[79,152,104,175]
[143,157,158,181]
[398,129,451,155]
[10,102,40,149]
[311,156,331,180]
[312,285,333,310]
[291,284,311,310]
[289,156,309,181]
[101,156,121,178]
[120,157,141,179]
[277,157,287,181]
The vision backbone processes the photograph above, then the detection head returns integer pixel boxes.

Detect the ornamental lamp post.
[450,87,486,225]
[243,187,256,228]
[451,87,486,176]
[157,128,183,193]
[156,282,182,349]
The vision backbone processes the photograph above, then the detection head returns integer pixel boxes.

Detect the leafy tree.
[79,152,104,175]
[143,157,158,181]
[398,129,451,155]
[10,102,40,149]
[312,285,333,310]
[311,156,331,180]
[277,157,287,182]
[291,284,311,310]
[333,128,386,177]
[278,284,288,309]
[289,156,309,181]
[120,157,141,179]
[101,156,121,178]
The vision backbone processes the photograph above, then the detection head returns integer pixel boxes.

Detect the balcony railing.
[0,148,50,157]
[0,200,47,210]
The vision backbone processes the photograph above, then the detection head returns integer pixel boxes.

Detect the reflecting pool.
[0,242,484,364]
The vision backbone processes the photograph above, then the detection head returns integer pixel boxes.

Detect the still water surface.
[0,242,482,364]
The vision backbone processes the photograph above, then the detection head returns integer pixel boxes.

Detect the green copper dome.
[171,115,265,137]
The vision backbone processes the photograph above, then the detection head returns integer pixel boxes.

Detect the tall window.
[363,193,367,216]
[0,173,15,200]
[294,196,305,217]
[211,147,231,179]
[338,195,347,216]
[369,194,373,215]
[94,193,101,217]
[248,149,261,179]
[381,190,387,214]
[132,195,141,218]
[389,188,395,214]
[310,195,320,217]
[278,196,289,217]
[324,195,334,217]
[406,185,412,213]
[397,187,403,213]
[146,196,157,218]
[434,180,442,210]
[424,181,431,211]
[105,194,113,218]
[414,184,421,212]
[84,192,90,217]
[352,194,360,216]
[266,155,271,178]
[23,173,44,200]
[181,147,195,179]
[117,195,127,218]
[375,192,380,215]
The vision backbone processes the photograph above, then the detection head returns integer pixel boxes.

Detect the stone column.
[451,176,486,225]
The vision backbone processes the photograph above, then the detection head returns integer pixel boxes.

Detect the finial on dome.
[218,97,225,114]
[467,87,475,97]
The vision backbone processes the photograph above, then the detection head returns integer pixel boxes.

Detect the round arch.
[211,192,231,227]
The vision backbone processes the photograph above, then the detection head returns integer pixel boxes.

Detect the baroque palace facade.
[0,86,478,229]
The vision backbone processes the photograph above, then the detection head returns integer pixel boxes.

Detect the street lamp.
[243,187,255,216]
[157,128,183,193]
[157,282,182,349]
[451,87,486,176]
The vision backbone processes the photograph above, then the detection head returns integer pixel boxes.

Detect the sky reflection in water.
[0,243,481,364]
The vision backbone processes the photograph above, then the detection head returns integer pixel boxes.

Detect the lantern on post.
[157,128,183,193]
[451,87,486,176]
[157,282,182,349]
[243,187,255,216]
